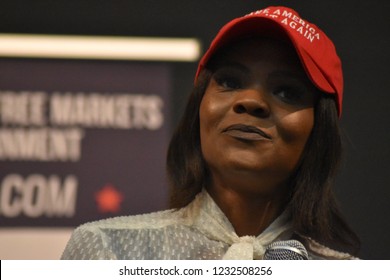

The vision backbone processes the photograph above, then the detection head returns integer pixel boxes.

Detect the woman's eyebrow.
[213,61,250,74]
[267,70,307,81]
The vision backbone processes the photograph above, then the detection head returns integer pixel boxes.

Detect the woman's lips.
[223,124,272,141]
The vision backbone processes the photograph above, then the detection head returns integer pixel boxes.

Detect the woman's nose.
[232,89,270,118]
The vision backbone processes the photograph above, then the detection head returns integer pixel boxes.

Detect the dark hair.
[166,70,211,207]
[287,95,360,255]
[166,69,360,255]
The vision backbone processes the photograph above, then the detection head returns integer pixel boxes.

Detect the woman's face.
[199,38,318,195]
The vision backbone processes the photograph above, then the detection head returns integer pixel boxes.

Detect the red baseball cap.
[195,6,343,116]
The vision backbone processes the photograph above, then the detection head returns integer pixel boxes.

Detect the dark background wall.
[1,0,389,259]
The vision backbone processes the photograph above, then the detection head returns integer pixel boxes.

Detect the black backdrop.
[1,0,389,260]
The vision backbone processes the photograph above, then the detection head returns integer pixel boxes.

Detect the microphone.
[263,240,309,260]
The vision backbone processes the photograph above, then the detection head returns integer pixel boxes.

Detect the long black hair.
[166,69,360,255]
[287,94,360,254]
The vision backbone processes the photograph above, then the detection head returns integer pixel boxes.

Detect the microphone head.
[264,240,309,260]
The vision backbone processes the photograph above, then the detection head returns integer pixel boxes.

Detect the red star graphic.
[95,184,124,213]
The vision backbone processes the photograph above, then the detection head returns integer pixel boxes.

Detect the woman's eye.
[214,75,242,90]
[273,86,304,104]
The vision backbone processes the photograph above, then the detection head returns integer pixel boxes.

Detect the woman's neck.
[206,179,287,236]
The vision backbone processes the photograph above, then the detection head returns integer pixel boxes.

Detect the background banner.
[0,58,171,227]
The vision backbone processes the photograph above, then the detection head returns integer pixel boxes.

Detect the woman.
[62,6,360,260]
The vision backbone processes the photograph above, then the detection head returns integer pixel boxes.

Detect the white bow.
[222,236,264,259]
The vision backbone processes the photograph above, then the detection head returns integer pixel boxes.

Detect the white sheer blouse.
[61,189,354,260]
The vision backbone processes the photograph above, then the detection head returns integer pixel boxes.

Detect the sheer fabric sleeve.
[61,226,117,260]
